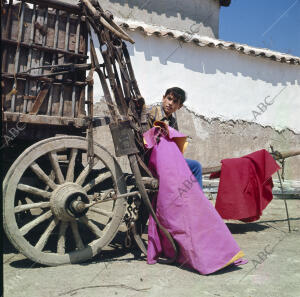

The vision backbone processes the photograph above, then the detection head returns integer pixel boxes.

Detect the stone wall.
[93,102,300,182]
[177,106,300,181]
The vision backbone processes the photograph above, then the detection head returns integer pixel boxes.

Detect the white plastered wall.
[91,31,300,133]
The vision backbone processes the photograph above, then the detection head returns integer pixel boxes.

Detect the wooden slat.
[2,0,13,73]
[202,150,300,175]
[71,16,81,117]
[29,84,50,115]
[58,14,70,117]
[1,39,88,59]
[47,9,60,115]
[26,0,82,14]
[4,112,89,127]
[11,1,26,112]
[3,73,87,86]
[35,7,49,114]
[23,4,38,114]
[40,8,49,66]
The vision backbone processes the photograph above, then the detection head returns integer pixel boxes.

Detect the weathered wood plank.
[27,0,82,14]
[62,85,73,117]
[3,112,89,127]
[57,12,67,50]
[23,5,34,44]
[2,1,12,73]
[29,84,51,115]
[14,79,26,112]
[2,38,88,59]
[10,5,20,41]
[68,16,77,53]
[1,4,8,37]
[23,5,37,113]
[34,7,45,45]
[46,11,56,48]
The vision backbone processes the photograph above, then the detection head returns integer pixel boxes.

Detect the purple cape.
[144,123,245,275]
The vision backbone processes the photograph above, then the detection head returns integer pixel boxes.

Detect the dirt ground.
[3,198,300,297]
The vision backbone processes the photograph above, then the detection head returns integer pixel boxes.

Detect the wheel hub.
[50,183,89,221]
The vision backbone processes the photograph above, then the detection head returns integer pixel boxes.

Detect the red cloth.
[210,149,280,222]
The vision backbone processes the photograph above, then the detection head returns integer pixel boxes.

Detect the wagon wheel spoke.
[66,148,78,182]
[30,162,57,190]
[19,210,53,236]
[57,221,69,254]
[14,202,50,213]
[83,172,111,193]
[75,163,93,186]
[70,220,84,250]
[76,157,101,185]
[90,206,113,218]
[48,151,64,184]
[35,218,58,251]
[45,170,56,191]
[17,184,51,199]
[79,216,103,238]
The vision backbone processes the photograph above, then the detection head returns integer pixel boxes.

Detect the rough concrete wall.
[177,106,300,181]
[99,0,220,38]
[94,101,300,181]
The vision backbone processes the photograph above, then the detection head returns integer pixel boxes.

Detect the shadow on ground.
[226,222,269,234]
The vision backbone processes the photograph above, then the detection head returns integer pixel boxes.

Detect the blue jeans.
[185,158,203,189]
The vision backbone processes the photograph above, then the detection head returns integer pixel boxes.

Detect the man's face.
[162,93,183,117]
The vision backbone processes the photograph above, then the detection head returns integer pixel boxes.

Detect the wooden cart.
[2,0,299,267]
[1,0,157,266]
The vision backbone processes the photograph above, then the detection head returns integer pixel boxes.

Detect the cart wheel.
[3,136,127,266]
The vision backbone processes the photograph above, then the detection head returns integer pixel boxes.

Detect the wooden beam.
[202,150,300,175]
[1,38,88,60]
[29,84,51,115]
[25,0,82,14]
[3,112,89,128]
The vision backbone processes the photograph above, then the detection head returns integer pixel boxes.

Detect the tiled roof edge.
[116,18,300,65]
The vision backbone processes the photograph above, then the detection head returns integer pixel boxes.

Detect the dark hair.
[164,87,186,104]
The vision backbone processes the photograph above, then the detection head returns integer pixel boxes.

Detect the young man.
[147,87,203,188]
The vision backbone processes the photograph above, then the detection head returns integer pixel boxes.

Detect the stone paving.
[3,198,300,297]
